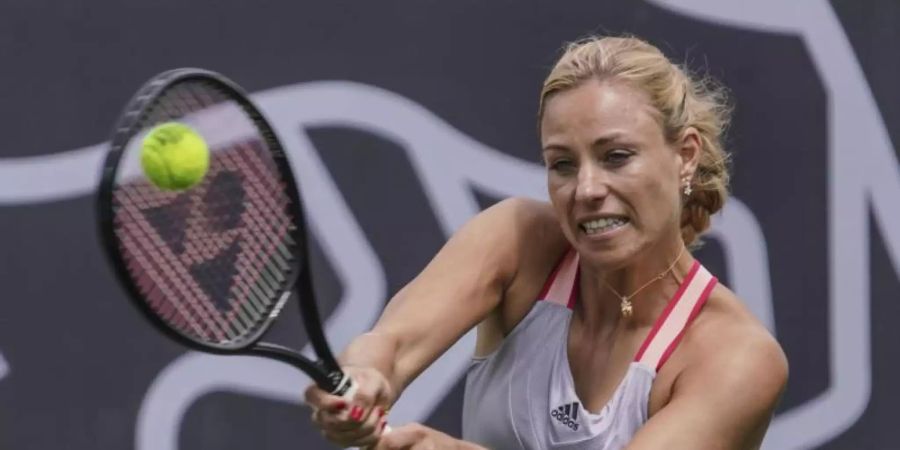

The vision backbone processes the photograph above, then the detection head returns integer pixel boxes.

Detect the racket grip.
[334,373,358,399]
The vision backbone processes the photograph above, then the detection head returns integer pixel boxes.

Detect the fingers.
[347,367,392,411]
[315,404,385,433]
[314,406,387,447]
[371,423,424,450]
[303,383,348,413]
[304,367,393,448]
[323,406,388,447]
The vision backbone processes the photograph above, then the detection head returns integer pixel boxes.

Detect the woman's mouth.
[579,217,629,235]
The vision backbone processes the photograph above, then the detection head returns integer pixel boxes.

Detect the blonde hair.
[539,35,732,246]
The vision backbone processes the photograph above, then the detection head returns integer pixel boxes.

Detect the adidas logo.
[549,402,580,431]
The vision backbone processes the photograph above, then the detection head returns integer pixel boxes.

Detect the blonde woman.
[306,35,787,450]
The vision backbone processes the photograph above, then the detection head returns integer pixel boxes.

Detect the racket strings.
[117,209,226,340]
[117,147,286,343]
[118,187,235,341]
[111,80,299,347]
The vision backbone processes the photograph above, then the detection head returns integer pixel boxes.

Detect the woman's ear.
[678,126,702,180]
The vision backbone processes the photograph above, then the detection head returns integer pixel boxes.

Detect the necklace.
[603,245,687,318]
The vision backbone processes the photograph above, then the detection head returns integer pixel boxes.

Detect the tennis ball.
[140,122,210,190]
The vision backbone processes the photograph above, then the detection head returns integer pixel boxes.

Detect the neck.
[576,237,694,329]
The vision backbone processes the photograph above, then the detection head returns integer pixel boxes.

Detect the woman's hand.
[304,366,393,448]
[373,423,485,450]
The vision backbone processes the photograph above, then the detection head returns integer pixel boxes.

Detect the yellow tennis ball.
[140,122,210,190]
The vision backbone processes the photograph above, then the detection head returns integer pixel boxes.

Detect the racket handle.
[334,372,358,399]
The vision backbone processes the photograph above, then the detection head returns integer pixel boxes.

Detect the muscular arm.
[338,197,559,401]
[626,329,788,450]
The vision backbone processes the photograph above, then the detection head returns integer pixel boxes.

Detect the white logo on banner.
[0,351,9,381]
[0,2,897,449]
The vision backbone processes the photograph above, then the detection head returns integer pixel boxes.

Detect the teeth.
[581,218,627,234]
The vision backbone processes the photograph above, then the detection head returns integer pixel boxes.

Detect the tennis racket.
[96,68,356,399]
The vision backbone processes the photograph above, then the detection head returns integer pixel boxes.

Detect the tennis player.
[305,35,788,449]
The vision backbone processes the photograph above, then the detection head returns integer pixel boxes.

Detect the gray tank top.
[462,250,717,449]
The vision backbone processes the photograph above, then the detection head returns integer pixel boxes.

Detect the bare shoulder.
[678,284,789,406]
[482,197,558,234]
[472,198,569,354]
[438,197,560,281]
[635,285,789,448]
[488,197,569,292]
[475,197,566,267]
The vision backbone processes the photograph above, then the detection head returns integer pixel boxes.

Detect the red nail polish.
[380,420,387,432]
[377,407,385,418]
[334,401,347,411]
[350,406,363,421]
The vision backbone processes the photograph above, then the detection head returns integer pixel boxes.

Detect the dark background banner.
[0,1,898,449]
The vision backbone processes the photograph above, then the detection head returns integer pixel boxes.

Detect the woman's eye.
[549,160,575,172]
[605,150,633,165]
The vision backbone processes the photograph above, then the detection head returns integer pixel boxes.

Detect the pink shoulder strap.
[634,262,717,372]
[537,249,579,309]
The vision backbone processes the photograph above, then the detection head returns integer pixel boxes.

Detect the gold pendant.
[620,298,633,318]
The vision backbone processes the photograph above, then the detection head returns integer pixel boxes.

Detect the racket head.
[97,68,309,355]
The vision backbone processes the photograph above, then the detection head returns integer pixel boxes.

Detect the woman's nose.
[574,164,609,202]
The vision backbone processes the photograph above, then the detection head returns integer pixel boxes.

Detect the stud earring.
[683,179,692,196]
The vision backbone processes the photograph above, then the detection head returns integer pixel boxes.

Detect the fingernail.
[350,406,363,421]
[334,401,347,411]
[377,407,385,418]
[380,420,387,432]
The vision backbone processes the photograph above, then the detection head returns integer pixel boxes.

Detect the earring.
[683,178,692,196]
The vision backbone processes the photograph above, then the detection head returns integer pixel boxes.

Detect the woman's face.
[540,79,696,268]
